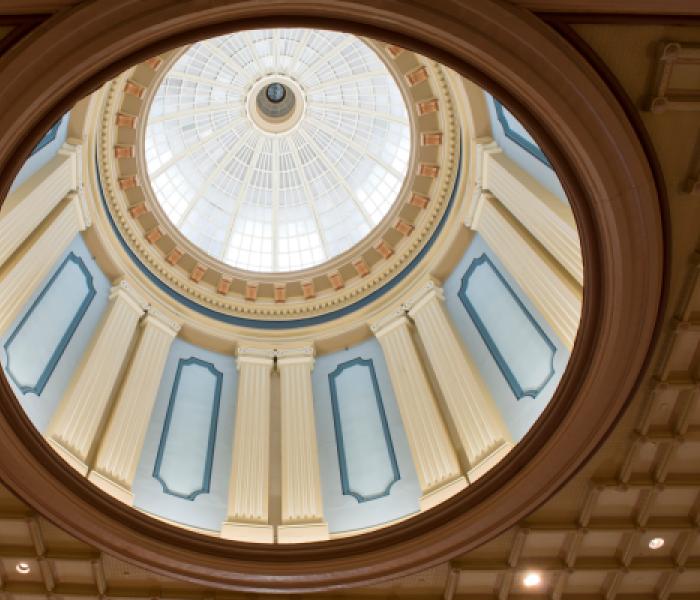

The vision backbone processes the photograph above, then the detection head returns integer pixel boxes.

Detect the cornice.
[97,40,458,325]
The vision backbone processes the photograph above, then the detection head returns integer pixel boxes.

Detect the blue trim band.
[4,251,96,396]
[457,253,556,399]
[328,357,400,503]
[30,118,63,157]
[95,136,462,329]
[493,100,551,167]
[153,356,223,501]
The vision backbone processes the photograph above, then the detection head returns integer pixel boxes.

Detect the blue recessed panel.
[4,252,95,396]
[30,119,62,157]
[329,358,400,503]
[493,99,551,167]
[458,254,556,399]
[153,357,222,500]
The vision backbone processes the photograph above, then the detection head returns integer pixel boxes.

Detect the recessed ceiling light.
[523,572,542,587]
[15,562,30,574]
[648,537,665,550]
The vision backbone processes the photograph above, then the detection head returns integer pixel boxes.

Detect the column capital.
[65,190,91,230]
[236,346,275,368]
[276,346,315,368]
[142,305,181,337]
[109,279,148,316]
[404,278,445,317]
[370,308,409,338]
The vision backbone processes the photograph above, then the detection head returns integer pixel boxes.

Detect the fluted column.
[0,143,81,267]
[472,193,581,349]
[476,141,582,284]
[221,348,274,543]
[406,281,513,482]
[45,280,146,475]
[277,347,328,543]
[87,308,181,504]
[372,312,466,511]
[0,193,90,334]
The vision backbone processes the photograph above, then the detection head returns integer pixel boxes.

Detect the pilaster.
[88,307,181,504]
[0,143,82,268]
[406,280,512,481]
[221,347,275,543]
[45,280,147,475]
[371,312,466,511]
[472,193,581,349]
[0,193,90,334]
[277,346,329,543]
[478,142,582,284]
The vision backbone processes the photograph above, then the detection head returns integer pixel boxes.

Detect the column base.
[87,470,134,505]
[467,442,514,483]
[47,438,89,476]
[277,521,329,544]
[220,521,275,543]
[419,475,468,511]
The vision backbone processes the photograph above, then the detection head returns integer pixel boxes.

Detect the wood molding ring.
[0,0,666,592]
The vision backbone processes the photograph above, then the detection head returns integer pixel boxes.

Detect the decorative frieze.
[190,263,207,283]
[409,193,430,209]
[217,274,233,295]
[128,201,148,218]
[123,80,145,98]
[115,113,137,128]
[418,163,439,178]
[114,145,135,158]
[406,66,428,86]
[417,99,439,115]
[145,226,162,244]
[165,247,183,265]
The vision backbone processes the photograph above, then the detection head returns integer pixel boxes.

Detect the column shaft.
[408,283,512,481]
[221,350,274,543]
[88,309,180,504]
[0,193,89,334]
[373,314,466,510]
[45,281,146,474]
[277,351,328,543]
[0,145,80,268]
[473,193,581,349]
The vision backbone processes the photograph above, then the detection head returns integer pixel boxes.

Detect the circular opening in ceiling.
[144,29,412,273]
[265,83,286,104]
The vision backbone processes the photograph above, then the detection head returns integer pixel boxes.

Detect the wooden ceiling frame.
[0,0,667,593]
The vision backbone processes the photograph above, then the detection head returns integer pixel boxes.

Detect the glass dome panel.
[145,28,411,273]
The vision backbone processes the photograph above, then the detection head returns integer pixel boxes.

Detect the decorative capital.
[404,278,444,316]
[236,346,275,368]
[276,346,315,368]
[143,305,181,337]
[109,279,148,315]
[370,307,409,338]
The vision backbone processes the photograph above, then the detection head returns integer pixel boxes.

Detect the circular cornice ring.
[98,40,457,325]
[0,0,667,594]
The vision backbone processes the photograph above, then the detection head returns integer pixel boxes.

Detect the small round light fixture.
[648,537,665,550]
[523,572,542,588]
[15,562,31,574]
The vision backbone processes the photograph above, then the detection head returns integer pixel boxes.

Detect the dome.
[144,29,411,272]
